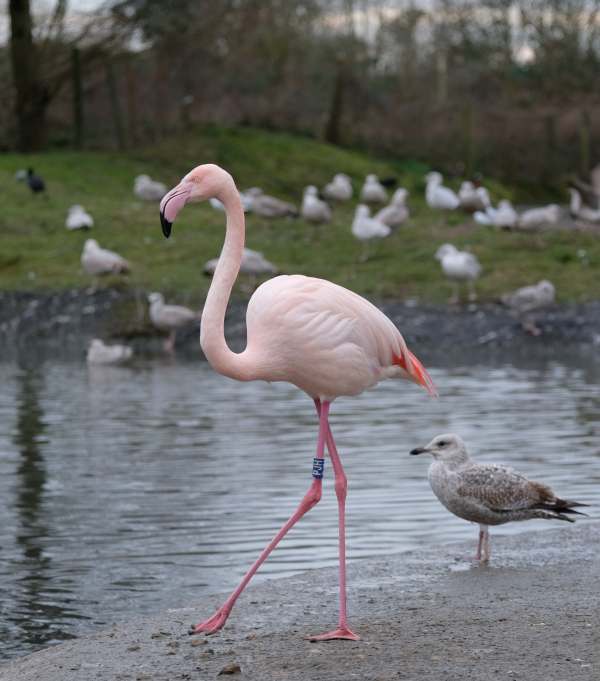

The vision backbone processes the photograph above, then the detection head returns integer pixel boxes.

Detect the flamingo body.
[241,274,433,400]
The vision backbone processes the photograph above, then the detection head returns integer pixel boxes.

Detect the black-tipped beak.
[410,447,428,456]
[160,210,172,238]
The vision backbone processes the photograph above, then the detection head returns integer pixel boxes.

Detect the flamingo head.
[159,164,235,238]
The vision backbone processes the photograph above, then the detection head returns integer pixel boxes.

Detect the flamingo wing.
[245,275,436,398]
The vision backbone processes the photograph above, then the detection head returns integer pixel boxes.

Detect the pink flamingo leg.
[309,399,359,642]
[189,404,329,636]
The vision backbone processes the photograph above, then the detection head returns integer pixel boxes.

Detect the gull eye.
[437,440,447,447]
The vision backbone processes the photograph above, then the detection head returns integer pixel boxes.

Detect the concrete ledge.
[2,523,598,681]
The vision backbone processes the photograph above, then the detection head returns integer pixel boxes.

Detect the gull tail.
[533,496,589,522]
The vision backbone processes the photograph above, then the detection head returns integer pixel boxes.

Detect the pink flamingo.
[159,164,437,642]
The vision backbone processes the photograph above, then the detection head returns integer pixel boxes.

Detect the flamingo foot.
[188,608,230,636]
[308,627,360,642]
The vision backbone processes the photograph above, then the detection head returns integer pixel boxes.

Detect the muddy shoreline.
[1,523,598,681]
[1,288,599,366]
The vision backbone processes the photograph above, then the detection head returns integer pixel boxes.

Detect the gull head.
[410,433,469,464]
[355,204,371,219]
[425,171,442,185]
[537,280,555,295]
[435,243,458,261]
[391,188,408,205]
[159,164,235,238]
[148,292,164,305]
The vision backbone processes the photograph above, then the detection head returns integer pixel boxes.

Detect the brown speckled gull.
[411,433,587,561]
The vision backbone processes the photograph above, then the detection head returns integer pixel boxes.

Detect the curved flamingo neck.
[200,181,254,381]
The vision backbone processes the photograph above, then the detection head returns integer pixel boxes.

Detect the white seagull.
[501,280,556,336]
[134,174,167,202]
[476,199,518,229]
[352,204,391,262]
[411,433,586,562]
[148,292,200,353]
[209,189,255,213]
[243,188,297,218]
[203,247,277,277]
[360,174,388,204]
[569,188,600,223]
[81,239,130,278]
[425,172,460,211]
[435,243,481,303]
[87,338,133,365]
[66,204,94,231]
[301,186,332,224]
[374,188,410,228]
[322,173,353,202]
[517,204,561,230]
[458,181,491,212]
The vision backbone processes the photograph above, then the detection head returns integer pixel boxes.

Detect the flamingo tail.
[393,350,438,398]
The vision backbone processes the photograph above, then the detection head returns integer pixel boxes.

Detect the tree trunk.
[9,0,50,151]
[104,58,126,150]
[324,65,345,145]
[72,47,84,148]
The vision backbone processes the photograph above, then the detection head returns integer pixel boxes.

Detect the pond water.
[0,356,599,660]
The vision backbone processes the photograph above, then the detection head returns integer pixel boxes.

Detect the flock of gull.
[16,162,600,362]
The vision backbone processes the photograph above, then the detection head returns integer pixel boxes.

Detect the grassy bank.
[1,125,598,305]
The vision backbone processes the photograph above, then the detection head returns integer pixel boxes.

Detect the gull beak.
[159,182,193,239]
[410,447,429,456]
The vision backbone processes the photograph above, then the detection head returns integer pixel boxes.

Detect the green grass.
[1,124,599,305]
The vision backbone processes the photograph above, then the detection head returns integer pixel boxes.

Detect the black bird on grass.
[27,168,46,195]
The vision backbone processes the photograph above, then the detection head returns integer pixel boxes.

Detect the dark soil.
[1,288,599,367]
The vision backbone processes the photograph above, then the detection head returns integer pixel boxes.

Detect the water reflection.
[7,367,78,656]
[0,357,598,661]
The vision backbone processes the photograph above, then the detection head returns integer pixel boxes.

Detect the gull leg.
[468,280,477,302]
[188,403,328,636]
[449,282,459,304]
[475,525,490,563]
[481,526,491,562]
[475,526,485,560]
[359,241,370,263]
[308,399,359,642]
[164,330,176,353]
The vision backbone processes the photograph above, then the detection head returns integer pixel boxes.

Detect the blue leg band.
[312,457,325,479]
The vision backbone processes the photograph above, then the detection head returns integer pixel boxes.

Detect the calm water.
[0,357,599,660]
